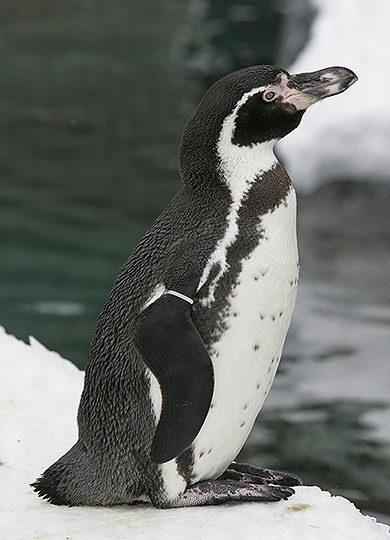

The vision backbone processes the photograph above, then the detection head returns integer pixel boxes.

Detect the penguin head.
[227,65,358,146]
[179,65,357,182]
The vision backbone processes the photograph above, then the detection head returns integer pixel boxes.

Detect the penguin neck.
[178,118,222,187]
[178,126,279,201]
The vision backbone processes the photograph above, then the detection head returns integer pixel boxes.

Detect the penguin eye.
[263,91,277,102]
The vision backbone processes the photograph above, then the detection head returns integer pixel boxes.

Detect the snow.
[278,0,390,191]
[1,326,389,540]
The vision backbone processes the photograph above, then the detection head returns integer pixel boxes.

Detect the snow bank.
[278,0,390,191]
[1,326,389,540]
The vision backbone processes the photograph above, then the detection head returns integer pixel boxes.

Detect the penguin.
[32,64,357,508]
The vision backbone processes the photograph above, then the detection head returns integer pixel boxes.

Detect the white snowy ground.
[278,0,390,191]
[1,327,389,540]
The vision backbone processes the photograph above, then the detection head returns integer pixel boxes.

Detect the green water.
[0,0,195,362]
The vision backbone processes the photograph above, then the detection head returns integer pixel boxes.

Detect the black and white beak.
[285,66,358,110]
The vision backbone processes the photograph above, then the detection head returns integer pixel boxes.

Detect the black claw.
[278,473,303,487]
[271,486,295,500]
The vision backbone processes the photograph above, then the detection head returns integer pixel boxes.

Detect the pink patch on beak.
[282,92,316,111]
[267,73,315,112]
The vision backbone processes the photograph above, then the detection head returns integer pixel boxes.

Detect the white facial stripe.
[230,85,268,111]
[197,88,278,304]
[244,73,294,106]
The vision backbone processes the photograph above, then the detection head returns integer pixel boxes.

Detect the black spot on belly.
[279,311,283,317]
[256,383,260,390]
[208,448,213,454]
[243,403,248,410]
[253,344,259,351]
[240,422,245,428]
[199,451,204,458]
[259,314,264,320]
[271,315,276,321]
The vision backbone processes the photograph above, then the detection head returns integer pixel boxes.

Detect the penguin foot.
[160,479,294,508]
[221,461,303,487]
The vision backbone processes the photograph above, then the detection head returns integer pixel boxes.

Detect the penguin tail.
[31,442,89,506]
[32,440,144,506]
[31,471,70,506]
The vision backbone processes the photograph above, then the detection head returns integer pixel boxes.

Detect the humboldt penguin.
[32,64,357,508]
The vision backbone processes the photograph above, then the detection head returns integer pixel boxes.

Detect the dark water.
[1,0,389,523]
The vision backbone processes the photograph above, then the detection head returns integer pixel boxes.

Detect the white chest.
[190,187,299,483]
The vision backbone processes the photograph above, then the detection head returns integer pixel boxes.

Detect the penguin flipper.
[134,293,214,464]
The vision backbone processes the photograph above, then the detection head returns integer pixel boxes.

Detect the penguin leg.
[221,462,303,487]
[160,479,295,508]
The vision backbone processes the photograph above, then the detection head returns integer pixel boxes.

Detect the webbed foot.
[162,478,295,508]
[221,461,303,487]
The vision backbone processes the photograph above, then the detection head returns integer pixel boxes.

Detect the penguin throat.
[218,138,277,201]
